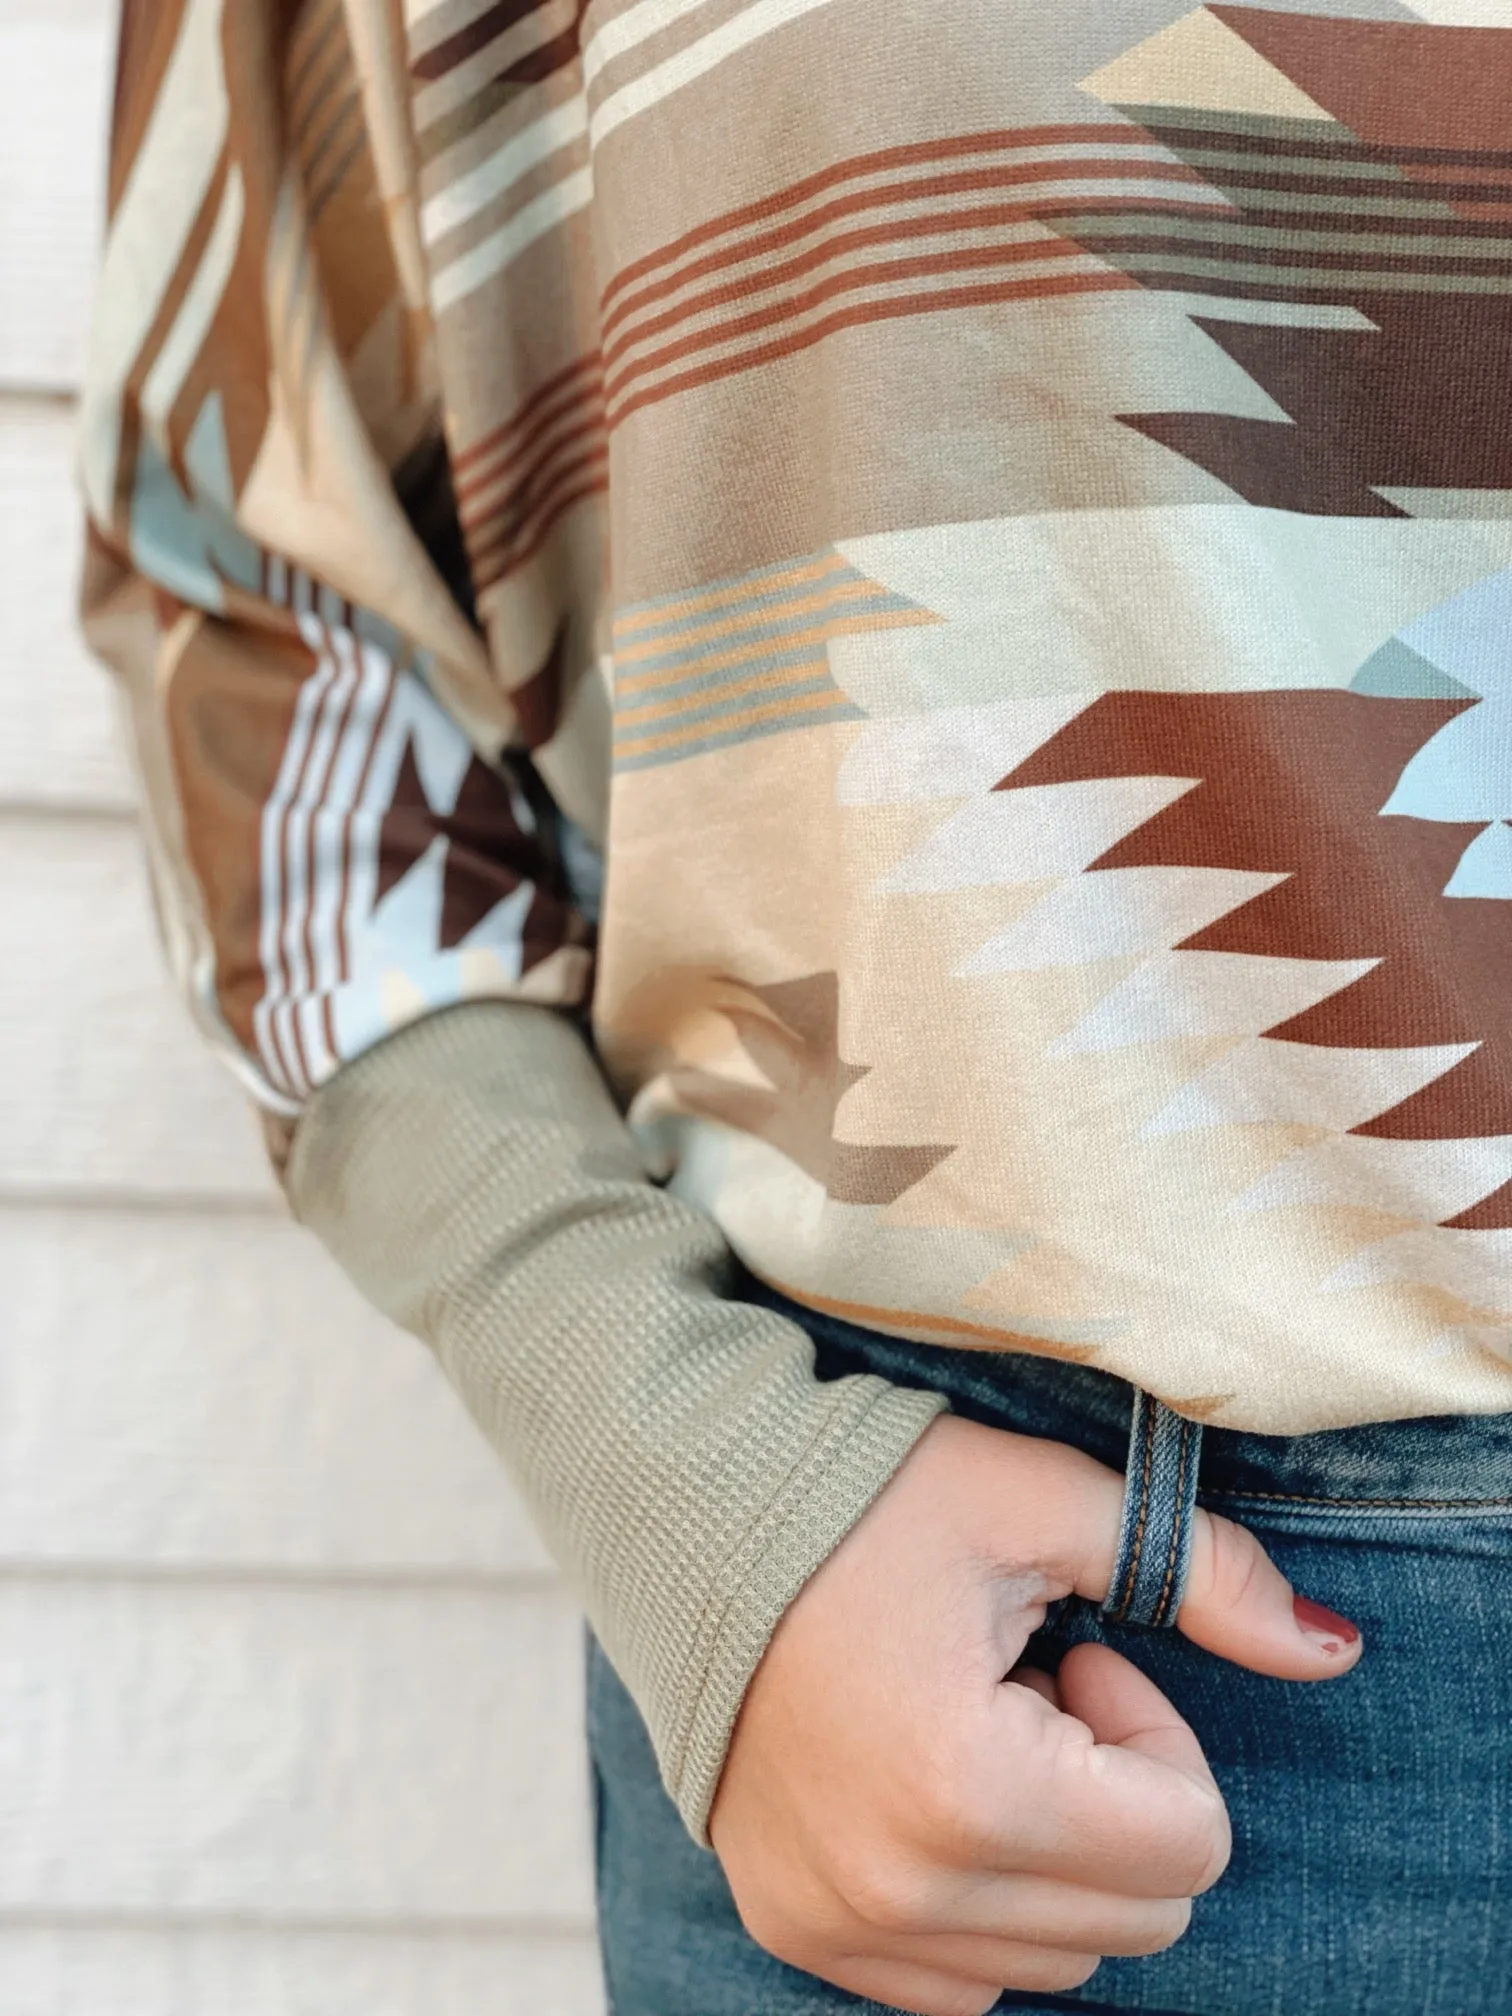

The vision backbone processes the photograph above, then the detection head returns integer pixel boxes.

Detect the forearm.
[285,999,945,1837]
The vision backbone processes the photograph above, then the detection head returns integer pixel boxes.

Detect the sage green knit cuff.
[664,1374,950,1834]
[284,1001,946,1839]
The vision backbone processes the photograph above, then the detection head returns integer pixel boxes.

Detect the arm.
[79,0,944,1840]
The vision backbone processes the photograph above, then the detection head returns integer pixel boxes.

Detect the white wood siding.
[0,7,604,2008]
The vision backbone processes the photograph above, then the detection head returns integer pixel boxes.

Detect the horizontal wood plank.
[0,815,278,1201]
[0,400,135,812]
[4,9,607,1983]
[0,1208,553,1579]
[0,7,113,391]
[0,1581,594,1922]
[0,1927,604,2016]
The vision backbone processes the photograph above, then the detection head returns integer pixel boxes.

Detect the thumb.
[1177,1508,1363,1680]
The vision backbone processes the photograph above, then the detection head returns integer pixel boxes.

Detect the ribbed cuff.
[285,1001,945,1839]
[667,1376,946,1836]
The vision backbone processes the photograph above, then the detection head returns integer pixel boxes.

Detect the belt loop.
[1101,1391,1203,1631]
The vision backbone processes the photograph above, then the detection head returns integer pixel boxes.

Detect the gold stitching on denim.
[1108,1400,1156,1624]
[1152,1420,1196,1629]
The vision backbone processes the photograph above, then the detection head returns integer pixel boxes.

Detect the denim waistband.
[739,1272,1512,1510]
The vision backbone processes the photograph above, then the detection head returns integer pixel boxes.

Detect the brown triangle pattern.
[1062,7,1512,515]
[375,736,577,964]
[997,688,1512,1224]
[667,971,955,1206]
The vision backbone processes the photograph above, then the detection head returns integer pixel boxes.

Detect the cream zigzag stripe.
[81,0,229,525]
[1325,1226,1512,1300]
[421,94,589,244]
[589,0,843,150]
[139,168,246,461]
[1148,1039,1479,1139]
[583,0,724,87]
[1235,1132,1512,1221]
[432,166,595,307]
[430,0,847,305]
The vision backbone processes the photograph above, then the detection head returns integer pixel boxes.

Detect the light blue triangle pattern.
[1444,821,1512,900]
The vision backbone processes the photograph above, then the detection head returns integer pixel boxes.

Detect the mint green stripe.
[615,672,840,746]
[616,594,912,680]
[615,547,833,629]
[615,701,861,771]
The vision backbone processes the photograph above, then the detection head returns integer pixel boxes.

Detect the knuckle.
[912,1749,999,1863]
[832,1854,932,1934]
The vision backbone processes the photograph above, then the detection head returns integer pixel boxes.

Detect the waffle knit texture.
[286,1000,946,1838]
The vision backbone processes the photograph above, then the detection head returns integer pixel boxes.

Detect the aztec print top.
[82,0,1512,1434]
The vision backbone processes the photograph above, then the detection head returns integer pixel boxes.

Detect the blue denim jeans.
[591,1282,1512,2016]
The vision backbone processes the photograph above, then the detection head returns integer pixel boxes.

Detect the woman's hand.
[709,1413,1362,2016]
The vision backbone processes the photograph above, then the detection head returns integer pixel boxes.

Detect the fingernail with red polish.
[1293,1595,1360,1656]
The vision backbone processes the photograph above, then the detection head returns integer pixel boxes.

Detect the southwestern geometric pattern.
[610,551,933,770]
[81,0,1512,1432]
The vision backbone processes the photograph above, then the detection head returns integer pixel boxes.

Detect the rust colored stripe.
[605,193,1218,374]
[605,236,1095,409]
[455,388,606,504]
[450,351,602,474]
[296,640,362,1025]
[607,270,1135,432]
[602,157,1209,345]
[599,123,1158,313]
[606,149,1512,344]
[464,423,608,553]
[1107,266,1489,308]
[334,652,403,985]
[470,449,610,579]
[1198,191,1512,236]
[473,472,610,592]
